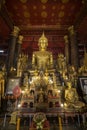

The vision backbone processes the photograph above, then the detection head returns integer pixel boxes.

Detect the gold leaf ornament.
[41,11,47,18]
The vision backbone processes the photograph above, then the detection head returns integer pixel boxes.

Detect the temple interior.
[0,0,87,130]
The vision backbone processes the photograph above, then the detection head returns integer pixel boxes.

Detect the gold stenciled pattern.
[52,13,55,17]
[58,11,64,18]
[23,5,27,10]
[52,6,56,10]
[71,5,75,11]
[24,11,30,18]
[42,5,46,9]
[40,0,48,4]
[61,0,69,4]
[51,19,54,22]
[42,19,45,22]
[20,0,27,3]
[34,13,37,16]
[17,13,20,17]
[68,13,71,17]
[33,6,37,10]
[41,11,47,18]
[58,18,61,22]
[61,5,65,10]
[6,0,81,31]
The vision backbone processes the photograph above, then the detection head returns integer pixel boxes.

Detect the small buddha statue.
[23,72,29,88]
[68,65,77,85]
[57,54,66,70]
[44,69,50,85]
[38,88,44,103]
[32,32,53,70]
[9,111,18,125]
[78,49,87,76]
[78,65,87,76]
[64,81,85,109]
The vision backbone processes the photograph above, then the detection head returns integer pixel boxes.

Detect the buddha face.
[39,40,48,51]
[38,32,48,51]
[67,82,72,89]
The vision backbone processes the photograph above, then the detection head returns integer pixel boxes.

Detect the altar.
[3,32,87,130]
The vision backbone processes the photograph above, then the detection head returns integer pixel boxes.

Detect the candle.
[16,118,20,130]
[58,116,62,130]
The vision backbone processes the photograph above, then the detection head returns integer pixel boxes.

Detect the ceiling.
[0,0,87,57]
[5,0,83,31]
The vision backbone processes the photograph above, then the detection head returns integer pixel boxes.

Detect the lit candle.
[16,117,20,130]
[58,116,62,130]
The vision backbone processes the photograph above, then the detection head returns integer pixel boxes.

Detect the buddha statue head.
[66,81,72,89]
[38,32,48,51]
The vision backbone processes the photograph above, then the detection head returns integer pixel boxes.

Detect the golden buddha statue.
[64,81,85,109]
[32,32,53,70]
[78,49,87,76]
[57,53,66,70]
[38,88,44,103]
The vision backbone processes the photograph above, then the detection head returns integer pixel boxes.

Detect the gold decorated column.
[14,35,24,67]
[64,35,69,65]
[7,26,20,74]
[68,25,79,69]
[17,35,23,56]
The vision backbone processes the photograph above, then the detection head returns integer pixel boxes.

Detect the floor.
[0,122,87,130]
[0,115,87,130]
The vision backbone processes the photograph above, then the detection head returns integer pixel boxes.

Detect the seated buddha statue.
[64,81,85,109]
[32,32,53,71]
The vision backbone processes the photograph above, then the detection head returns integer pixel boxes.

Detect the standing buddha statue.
[32,32,53,71]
